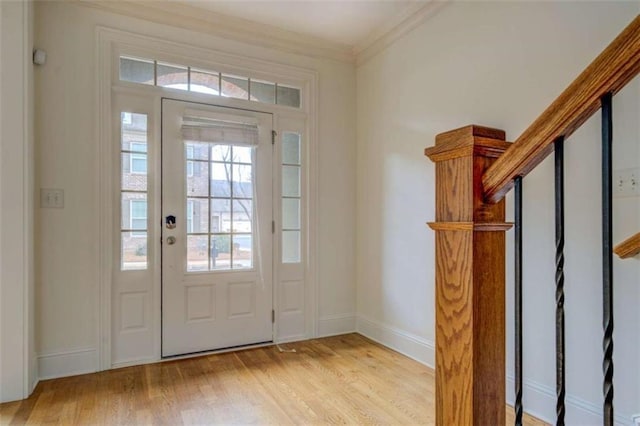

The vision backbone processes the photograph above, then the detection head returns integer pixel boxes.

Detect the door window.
[185,143,255,272]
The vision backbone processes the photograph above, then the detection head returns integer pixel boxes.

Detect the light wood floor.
[1,334,547,425]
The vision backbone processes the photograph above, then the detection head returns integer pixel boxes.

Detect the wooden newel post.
[425,125,512,426]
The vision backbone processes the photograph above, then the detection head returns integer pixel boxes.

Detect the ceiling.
[177,0,427,48]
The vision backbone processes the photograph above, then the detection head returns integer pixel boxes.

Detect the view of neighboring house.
[121,113,254,270]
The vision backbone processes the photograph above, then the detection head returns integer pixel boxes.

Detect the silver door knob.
[166,236,176,245]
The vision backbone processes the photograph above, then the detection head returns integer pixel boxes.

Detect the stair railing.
[425,14,640,426]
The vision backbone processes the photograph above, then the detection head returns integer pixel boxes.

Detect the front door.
[161,99,273,357]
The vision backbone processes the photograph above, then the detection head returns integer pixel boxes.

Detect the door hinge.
[271,309,275,323]
[272,130,277,145]
[272,220,275,234]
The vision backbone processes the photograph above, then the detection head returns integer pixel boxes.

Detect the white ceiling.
[177,0,426,47]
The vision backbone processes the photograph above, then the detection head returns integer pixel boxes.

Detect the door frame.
[97,27,318,371]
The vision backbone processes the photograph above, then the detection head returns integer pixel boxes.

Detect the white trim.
[275,333,307,344]
[77,1,353,64]
[23,0,35,396]
[111,356,157,370]
[0,0,3,398]
[96,28,113,371]
[356,315,435,368]
[0,0,34,402]
[632,413,640,426]
[76,0,450,66]
[98,27,318,371]
[112,341,277,370]
[37,348,97,381]
[317,313,357,337]
[0,2,3,401]
[99,27,317,115]
[355,1,449,67]
[308,75,319,339]
[506,375,632,426]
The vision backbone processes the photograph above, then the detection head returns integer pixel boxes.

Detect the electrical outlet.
[613,167,640,198]
[40,188,64,208]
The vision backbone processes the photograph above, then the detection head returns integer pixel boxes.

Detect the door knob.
[166,215,176,229]
[166,236,176,245]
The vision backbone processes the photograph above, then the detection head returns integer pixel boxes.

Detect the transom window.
[119,56,301,108]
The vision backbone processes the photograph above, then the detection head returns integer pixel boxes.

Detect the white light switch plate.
[613,167,639,198]
[40,188,64,208]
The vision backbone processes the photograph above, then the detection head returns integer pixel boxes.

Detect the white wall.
[29,1,640,421]
[0,0,35,403]
[34,1,355,375]
[356,2,639,424]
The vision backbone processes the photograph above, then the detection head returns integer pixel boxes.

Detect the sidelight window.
[120,112,149,270]
[281,132,302,263]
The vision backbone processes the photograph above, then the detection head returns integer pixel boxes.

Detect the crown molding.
[354,1,449,67]
[75,0,355,64]
[74,0,449,67]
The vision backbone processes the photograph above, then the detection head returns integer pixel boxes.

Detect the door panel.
[161,99,273,357]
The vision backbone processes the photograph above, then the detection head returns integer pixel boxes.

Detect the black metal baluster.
[554,136,566,426]
[514,176,523,426]
[601,92,614,426]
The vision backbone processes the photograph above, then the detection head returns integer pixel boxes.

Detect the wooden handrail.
[614,232,640,259]
[483,14,640,203]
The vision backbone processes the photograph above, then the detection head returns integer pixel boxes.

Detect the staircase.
[425,14,640,426]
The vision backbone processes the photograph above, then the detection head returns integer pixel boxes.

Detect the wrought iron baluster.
[554,136,566,426]
[601,92,614,426]
[514,176,523,426]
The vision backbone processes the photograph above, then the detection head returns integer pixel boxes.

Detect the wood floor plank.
[0,334,549,425]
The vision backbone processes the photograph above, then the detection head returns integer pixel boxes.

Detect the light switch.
[613,167,639,198]
[40,188,64,208]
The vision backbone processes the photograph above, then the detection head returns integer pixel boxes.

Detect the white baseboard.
[506,375,632,426]
[356,315,435,368]
[632,413,640,425]
[275,333,308,344]
[317,313,356,337]
[111,356,157,370]
[38,348,97,380]
[355,317,635,425]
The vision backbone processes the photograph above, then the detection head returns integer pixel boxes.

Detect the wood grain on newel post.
[425,125,512,426]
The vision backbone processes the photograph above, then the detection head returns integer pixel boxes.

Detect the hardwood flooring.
[1,334,547,425]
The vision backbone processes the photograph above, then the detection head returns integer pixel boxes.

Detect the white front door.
[161,99,273,357]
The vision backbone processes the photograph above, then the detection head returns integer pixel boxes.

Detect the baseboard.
[317,313,356,337]
[506,375,632,426]
[355,317,634,425]
[356,315,435,368]
[111,356,157,370]
[275,333,308,344]
[38,348,97,380]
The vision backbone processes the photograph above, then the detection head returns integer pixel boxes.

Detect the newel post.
[425,125,512,426]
